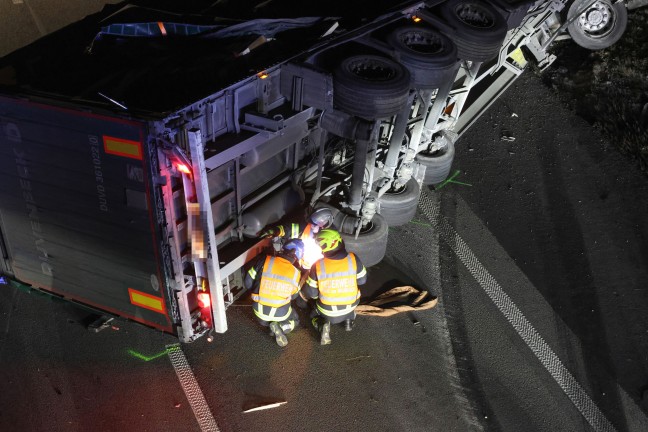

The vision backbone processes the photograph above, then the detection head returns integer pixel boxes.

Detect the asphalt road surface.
[2,2,648,432]
[442,70,648,432]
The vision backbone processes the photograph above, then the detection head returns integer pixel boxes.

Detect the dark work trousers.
[310,306,356,326]
[257,307,300,333]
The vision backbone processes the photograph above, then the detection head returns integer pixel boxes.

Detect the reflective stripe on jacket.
[300,223,313,241]
[251,256,300,308]
[253,302,294,322]
[291,223,302,239]
[314,254,360,306]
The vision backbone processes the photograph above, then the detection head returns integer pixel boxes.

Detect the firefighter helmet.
[309,207,333,229]
[283,239,304,260]
[316,229,342,253]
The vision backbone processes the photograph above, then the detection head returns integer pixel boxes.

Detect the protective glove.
[258,227,277,238]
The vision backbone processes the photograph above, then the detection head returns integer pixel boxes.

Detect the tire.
[341,214,388,267]
[333,55,411,120]
[567,0,627,50]
[416,138,455,185]
[379,179,421,226]
[387,26,459,89]
[439,0,508,62]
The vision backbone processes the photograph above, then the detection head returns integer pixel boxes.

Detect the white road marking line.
[166,344,221,432]
[418,188,617,432]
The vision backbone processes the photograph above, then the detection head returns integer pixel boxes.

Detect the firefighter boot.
[269,322,288,347]
[320,321,331,345]
[280,319,297,334]
[344,319,354,332]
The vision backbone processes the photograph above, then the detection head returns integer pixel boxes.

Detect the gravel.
[540,7,648,173]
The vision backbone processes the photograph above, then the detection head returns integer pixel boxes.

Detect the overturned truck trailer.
[0,0,633,342]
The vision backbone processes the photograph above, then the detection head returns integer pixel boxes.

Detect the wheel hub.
[349,59,395,81]
[454,3,494,29]
[578,2,612,33]
[399,30,443,55]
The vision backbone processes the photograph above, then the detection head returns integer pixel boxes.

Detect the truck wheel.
[334,55,411,120]
[379,179,421,226]
[439,0,508,62]
[416,138,455,185]
[386,26,459,89]
[341,214,388,267]
[567,0,627,50]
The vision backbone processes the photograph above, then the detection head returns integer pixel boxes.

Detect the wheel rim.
[342,220,375,236]
[397,29,444,55]
[577,1,616,38]
[359,220,376,234]
[346,57,397,82]
[387,183,408,195]
[422,147,447,158]
[453,2,495,29]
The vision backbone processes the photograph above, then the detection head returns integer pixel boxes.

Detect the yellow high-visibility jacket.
[305,251,366,318]
[246,255,300,321]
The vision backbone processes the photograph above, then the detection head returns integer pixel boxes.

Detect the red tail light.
[197,292,211,309]
[197,291,213,330]
[175,163,191,174]
[176,163,191,174]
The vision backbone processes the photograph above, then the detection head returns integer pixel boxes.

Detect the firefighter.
[257,207,334,246]
[244,239,304,347]
[303,229,367,345]
[257,207,335,272]
[257,207,335,313]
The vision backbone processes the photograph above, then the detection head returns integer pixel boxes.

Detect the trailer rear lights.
[176,163,191,174]
[197,292,213,329]
[197,292,211,309]
[412,16,422,23]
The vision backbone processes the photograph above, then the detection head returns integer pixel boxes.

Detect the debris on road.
[345,355,371,362]
[243,401,287,413]
[86,316,114,333]
[356,286,437,317]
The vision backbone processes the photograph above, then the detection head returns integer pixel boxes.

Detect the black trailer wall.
[0,96,173,332]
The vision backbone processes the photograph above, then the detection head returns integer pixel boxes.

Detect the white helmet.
[309,207,333,229]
